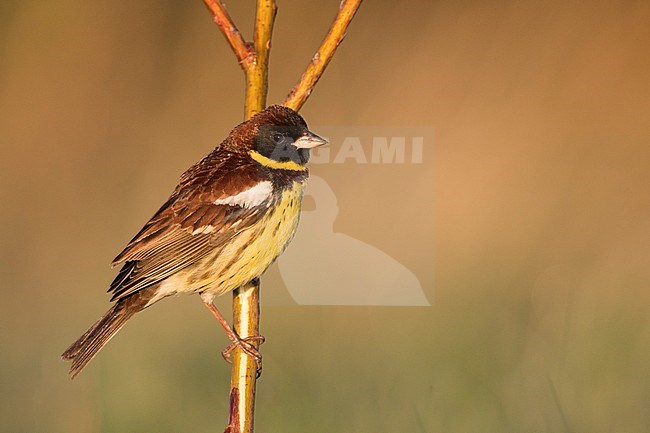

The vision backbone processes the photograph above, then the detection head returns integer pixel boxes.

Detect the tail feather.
[62,293,148,379]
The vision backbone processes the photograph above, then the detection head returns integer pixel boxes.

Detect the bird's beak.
[294,131,328,149]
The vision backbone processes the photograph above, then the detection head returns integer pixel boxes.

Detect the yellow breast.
[160,180,306,298]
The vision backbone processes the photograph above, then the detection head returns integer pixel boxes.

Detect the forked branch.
[200,2,362,433]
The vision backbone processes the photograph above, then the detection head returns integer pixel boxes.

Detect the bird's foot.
[222,335,265,377]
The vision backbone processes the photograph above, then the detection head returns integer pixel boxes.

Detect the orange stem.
[202,0,253,67]
[283,0,363,111]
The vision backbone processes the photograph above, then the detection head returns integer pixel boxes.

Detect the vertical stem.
[231,2,276,433]
[244,0,277,119]
[201,2,361,432]
[230,280,261,433]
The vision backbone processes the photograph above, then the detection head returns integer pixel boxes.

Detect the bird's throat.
[249,150,307,171]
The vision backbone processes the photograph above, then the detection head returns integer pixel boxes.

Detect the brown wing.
[108,150,270,301]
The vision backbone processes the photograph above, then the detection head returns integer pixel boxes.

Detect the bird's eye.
[272,133,283,143]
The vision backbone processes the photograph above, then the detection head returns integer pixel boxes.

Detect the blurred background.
[1,1,649,432]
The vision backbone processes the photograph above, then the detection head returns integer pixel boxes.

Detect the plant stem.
[231,3,276,432]
[245,0,277,118]
[283,0,363,111]
[201,0,253,67]
[229,280,262,433]
[203,1,276,432]
[201,2,361,432]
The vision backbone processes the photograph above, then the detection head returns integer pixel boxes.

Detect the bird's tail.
[61,293,148,379]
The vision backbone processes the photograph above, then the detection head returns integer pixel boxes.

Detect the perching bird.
[62,105,327,378]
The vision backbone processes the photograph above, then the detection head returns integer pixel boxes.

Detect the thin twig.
[202,0,253,67]
[283,0,363,111]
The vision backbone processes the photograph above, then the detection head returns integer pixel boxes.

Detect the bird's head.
[231,105,327,170]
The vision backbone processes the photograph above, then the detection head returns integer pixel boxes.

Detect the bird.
[61,105,327,379]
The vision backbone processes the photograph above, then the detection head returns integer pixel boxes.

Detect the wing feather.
[108,152,272,301]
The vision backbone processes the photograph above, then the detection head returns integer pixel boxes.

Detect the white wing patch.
[213,181,273,209]
[191,225,216,235]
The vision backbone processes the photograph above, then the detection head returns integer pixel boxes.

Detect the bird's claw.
[221,335,265,377]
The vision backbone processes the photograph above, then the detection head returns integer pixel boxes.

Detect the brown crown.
[223,105,307,152]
